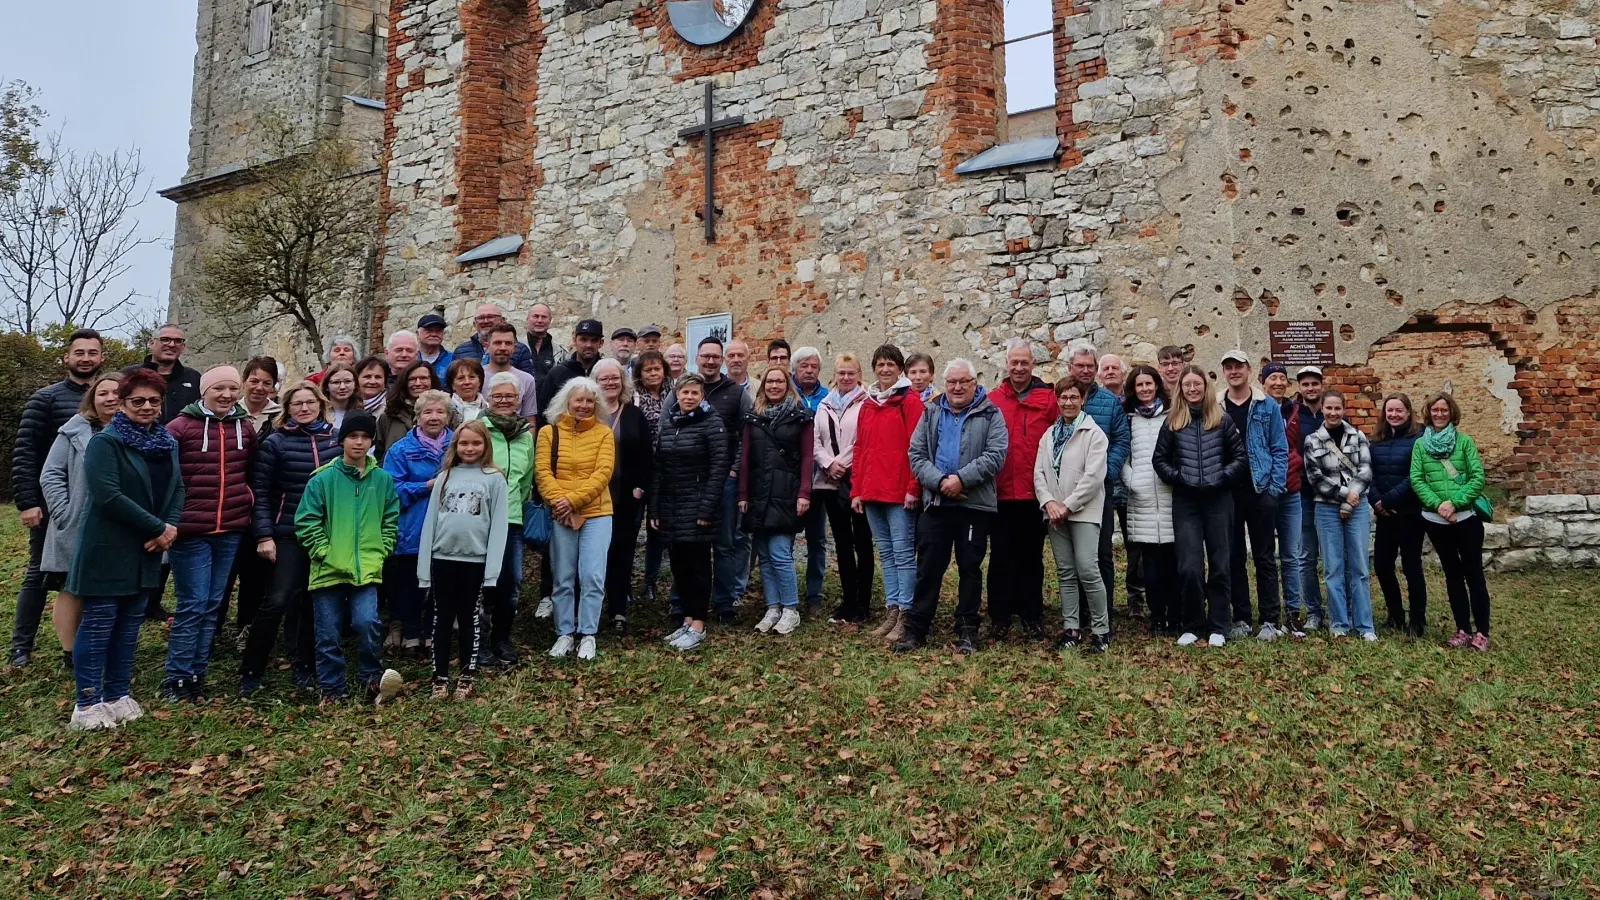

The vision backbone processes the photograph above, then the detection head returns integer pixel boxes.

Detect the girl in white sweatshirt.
[417,421,509,700]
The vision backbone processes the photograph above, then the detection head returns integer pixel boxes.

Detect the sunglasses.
[125,396,162,408]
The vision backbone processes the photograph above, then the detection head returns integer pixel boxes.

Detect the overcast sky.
[2,3,197,337]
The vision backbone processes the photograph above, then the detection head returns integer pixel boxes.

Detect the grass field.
[0,516,1597,899]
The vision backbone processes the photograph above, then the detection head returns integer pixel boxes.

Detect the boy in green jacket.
[295,411,404,704]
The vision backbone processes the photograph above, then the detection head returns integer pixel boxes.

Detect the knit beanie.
[199,365,242,394]
[339,410,378,443]
[1259,362,1287,383]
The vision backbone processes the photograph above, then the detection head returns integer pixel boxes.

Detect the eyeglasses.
[156,336,186,345]
[945,377,975,387]
[488,393,519,402]
[288,399,320,408]
[125,396,162,408]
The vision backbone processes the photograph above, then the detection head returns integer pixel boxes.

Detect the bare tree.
[198,120,377,359]
[0,134,154,333]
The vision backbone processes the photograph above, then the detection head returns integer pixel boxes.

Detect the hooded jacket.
[1217,386,1289,496]
[1153,408,1247,494]
[1120,403,1174,544]
[250,418,341,540]
[812,386,865,492]
[11,378,89,512]
[39,414,100,572]
[908,388,1009,513]
[167,401,258,537]
[484,417,536,526]
[294,456,399,591]
[739,402,815,535]
[991,377,1058,501]
[851,379,924,503]
[534,415,616,520]
[381,426,452,555]
[652,402,729,543]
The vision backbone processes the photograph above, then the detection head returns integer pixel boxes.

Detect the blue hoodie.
[935,386,987,475]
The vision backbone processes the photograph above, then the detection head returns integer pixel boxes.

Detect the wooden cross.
[677,81,747,243]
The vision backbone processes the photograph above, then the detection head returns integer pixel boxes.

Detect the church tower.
[161,0,388,368]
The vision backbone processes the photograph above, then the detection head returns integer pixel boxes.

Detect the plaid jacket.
[1302,423,1372,513]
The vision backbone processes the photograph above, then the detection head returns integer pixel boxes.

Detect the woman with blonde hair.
[535,377,616,661]
[739,365,815,634]
[40,372,123,670]
[1153,365,1246,648]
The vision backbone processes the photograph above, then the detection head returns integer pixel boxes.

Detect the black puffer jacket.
[251,419,341,539]
[11,379,89,511]
[739,403,814,535]
[1368,430,1421,514]
[651,402,729,544]
[1153,409,1247,493]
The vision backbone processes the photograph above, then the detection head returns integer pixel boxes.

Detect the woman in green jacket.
[1410,393,1492,651]
[65,369,182,730]
[480,371,536,666]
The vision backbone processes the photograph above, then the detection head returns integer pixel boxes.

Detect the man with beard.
[484,323,540,423]
[125,324,202,423]
[10,329,105,666]
[537,318,604,422]
[611,327,637,368]
[1069,346,1131,623]
[636,324,664,355]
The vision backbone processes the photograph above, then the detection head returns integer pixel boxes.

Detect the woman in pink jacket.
[812,354,873,624]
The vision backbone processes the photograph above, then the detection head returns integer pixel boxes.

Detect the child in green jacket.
[295,411,405,703]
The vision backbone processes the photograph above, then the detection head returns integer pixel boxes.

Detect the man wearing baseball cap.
[537,318,605,422]
[1217,350,1289,641]
[416,312,454,383]
[637,324,663,354]
[611,327,637,367]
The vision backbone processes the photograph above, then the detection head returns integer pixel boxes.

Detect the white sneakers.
[1176,632,1199,646]
[68,703,118,731]
[375,669,404,706]
[1361,631,1379,643]
[577,636,597,660]
[535,596,554,619]
[549,635,574,658]
[774,608,801,635]
[665,622,691,644]
[105,696,144,723]
[1208,633,1226,647]
[755,607,782,633]
[1256,623,1282,642]
[671,628,706,651]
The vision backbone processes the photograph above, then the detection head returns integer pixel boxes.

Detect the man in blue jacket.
[1069,347,1130,620]
[1218,351,1290,640]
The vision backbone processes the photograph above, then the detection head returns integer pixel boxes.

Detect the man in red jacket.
[985,339,1058,641]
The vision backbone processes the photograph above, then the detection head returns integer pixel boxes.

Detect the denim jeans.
[755,532,800,608]
[551,515,613,637]
[863,501,916,610]
[1276,493,1303,616]
[801,502,828,605]
[1314,502,1374,634]
[1299,493,1325,617]
[74,594,144,708]
[712,476,752,613]
[311,584,381,697]
[1049,520,1107,634]
[166,532,243,682]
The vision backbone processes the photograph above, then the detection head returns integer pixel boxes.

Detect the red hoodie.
[990,377,1057,501]
[851,383,924,504]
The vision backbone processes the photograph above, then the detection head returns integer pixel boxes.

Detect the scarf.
[413,426,449,456]
[1134,397,1165,420]
[362,392,385,413]
[864,376,911,404]
[1050,411,1088,468]
[484,412,529,440]
[111,411,177,458]
[822,385,864,411]
[671,400,714,425]
[1421,424,1458,459]
[636,390,664,434]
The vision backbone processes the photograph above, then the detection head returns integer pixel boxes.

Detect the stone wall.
[1488,494,1600,571]
[378,0,1600,499]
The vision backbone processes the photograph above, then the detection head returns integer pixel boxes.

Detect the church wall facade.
[379,0,1600,498]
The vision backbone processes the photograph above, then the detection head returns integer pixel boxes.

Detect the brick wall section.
[1053,0,1101,168]
[375,0,421,346]
[455,0,544,256]
[927,0,1003,180]
[632,0,778,82]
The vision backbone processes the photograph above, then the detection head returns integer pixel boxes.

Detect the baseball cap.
[417,313,447,329]
[612,327,637,340]
[637,324,663,338]
[1220,349,1250,365]
[1296,365,1324,380]
[575,319,604,338]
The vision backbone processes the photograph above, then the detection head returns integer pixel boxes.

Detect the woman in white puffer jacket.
[1120,365,1176,635]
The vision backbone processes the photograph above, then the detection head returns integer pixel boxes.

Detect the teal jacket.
[66,428,183,598]
[294,456,399,591]
[1409,431,1486,514]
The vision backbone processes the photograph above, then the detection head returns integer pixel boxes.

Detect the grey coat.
[39,415,98,573]
[908,392,1009,513]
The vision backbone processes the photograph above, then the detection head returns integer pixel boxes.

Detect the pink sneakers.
[1469,633,1490,652]
[1445,630,1472,648]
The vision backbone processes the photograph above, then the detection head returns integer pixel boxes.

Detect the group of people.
[8,306,1497,731]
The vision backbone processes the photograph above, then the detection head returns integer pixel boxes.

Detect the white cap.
[1220,349,1250,365]
[1296,365,1324,379]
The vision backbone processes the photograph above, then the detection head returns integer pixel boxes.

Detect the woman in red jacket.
[853,345,925,643]
[162,365,258,702]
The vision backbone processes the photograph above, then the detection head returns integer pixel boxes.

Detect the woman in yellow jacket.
[534,376,615,661]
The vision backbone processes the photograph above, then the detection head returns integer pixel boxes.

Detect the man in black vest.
[10,329,104,667]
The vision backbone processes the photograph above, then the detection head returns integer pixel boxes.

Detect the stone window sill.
[954,136,1060,176]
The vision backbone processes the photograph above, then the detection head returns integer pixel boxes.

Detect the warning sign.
[1268,320,1336,367]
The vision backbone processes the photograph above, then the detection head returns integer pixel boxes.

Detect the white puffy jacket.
[1120,410,1174,544]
